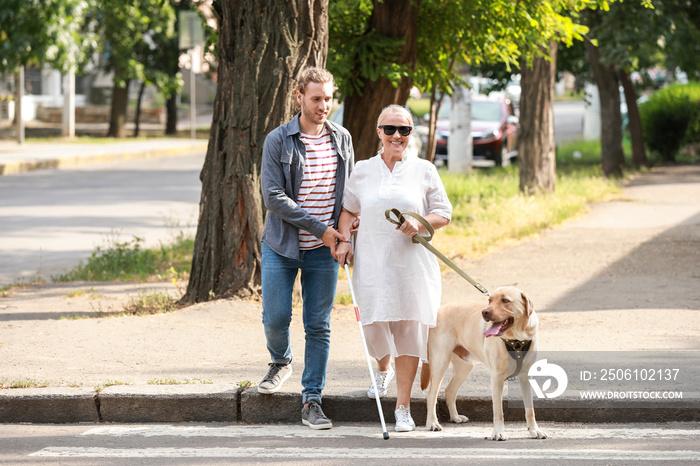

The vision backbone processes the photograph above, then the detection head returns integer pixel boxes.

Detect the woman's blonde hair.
[376,104,414,127]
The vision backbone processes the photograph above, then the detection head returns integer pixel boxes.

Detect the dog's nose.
[482,308,491,320]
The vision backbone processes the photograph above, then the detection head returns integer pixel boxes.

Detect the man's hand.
[335,240,353,266]
[321,227,347,260]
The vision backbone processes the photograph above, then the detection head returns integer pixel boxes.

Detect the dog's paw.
[488,429,508,441]
[529,427,548,439]
[450,414,468,424]
[427,421,443,431]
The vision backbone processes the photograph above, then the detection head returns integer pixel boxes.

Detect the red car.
[435,95,519,167]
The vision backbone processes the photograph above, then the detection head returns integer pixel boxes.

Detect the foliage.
[0,0,95,72]
[662,2,700,81]
[90,0,177,87]
[328,0,598,101]
[54,233,194,283]
[327,0,405,97]
[638,83,700,162]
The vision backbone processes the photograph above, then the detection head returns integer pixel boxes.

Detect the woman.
[336,105,452,432]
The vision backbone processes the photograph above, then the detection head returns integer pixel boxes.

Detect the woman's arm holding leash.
[396,213,449,238]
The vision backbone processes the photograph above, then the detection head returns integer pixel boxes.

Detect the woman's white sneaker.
[394,405,415,432]
[367,367,395,398]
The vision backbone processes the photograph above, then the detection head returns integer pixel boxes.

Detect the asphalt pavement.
[0,128,699,429]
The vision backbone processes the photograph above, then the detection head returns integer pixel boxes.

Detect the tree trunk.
[108,80,130,138]
[182,0,329,303]
[586,40,624,177]
[134,80,146,137]
[619,68,647,168]
[425,88,444,163]
[342,0,419,161]
[518,43,557,194]
[165,94,178,135]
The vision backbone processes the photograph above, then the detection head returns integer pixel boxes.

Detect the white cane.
[344,261,390,440]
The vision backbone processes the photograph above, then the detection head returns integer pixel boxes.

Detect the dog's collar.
[501,338,532,381]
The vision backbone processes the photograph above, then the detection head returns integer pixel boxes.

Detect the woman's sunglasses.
[378,125,413,136]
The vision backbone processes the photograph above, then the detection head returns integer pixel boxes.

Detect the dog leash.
[384,208,491,297]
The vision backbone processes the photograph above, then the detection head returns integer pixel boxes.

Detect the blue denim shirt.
[261,113,354,260]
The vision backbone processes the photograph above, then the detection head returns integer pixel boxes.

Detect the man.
[259,67,354,430]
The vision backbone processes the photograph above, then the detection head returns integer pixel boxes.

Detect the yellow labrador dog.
[420,286,547,440]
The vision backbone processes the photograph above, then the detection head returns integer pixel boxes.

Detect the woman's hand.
[396,216,421,238]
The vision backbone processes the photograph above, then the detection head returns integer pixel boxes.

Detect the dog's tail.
[420,361,431,391]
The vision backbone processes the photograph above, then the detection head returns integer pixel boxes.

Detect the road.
[0,153,204,286]
[3,422,699,464]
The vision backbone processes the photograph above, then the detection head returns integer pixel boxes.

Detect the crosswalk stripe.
[29,446,700,460]
[81,424,700,440]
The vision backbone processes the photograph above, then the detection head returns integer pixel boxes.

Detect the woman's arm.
[336,208,358,266]
[395,213,449,238]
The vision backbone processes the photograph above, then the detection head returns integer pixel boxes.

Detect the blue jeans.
[261,242,339,404]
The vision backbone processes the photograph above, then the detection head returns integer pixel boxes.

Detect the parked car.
[329,103,428,159]
[434,95,519,167]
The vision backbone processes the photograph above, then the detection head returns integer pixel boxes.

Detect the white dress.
[343,154,452,360]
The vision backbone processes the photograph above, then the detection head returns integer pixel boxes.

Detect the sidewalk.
[0,138,699,426]
[0,136,208,176]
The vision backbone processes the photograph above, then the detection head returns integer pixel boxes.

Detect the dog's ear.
[521,291,534,316]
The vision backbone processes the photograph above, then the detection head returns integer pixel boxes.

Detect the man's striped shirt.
[298,129,338,250]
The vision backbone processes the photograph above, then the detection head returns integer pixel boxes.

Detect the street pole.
[189,15,197,140]
[16,66,25,145]
[62,69,75,138]
[190,49,196,140]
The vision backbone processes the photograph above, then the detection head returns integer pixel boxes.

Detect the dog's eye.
[502,298,510,304]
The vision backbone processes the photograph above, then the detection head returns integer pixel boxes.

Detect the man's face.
[297,81,334,127]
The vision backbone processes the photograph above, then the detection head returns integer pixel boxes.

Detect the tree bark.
[182,0,329,303]
[586,40,625,177]
[108,80,130,138]
[165,94,178,135]
[518,43,557,194]
[134,80,146,137]
[342,0,419,161]
[619,68,647,168]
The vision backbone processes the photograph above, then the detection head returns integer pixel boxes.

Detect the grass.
[121,291,181,316]
[1,275,47,298]
[94,379,127,392]
[335,292,353,306]
[238,380,253,392]
[432,140,623,259]
[65,288,104,300]
[53,232,193,283]
[1,378,50,389]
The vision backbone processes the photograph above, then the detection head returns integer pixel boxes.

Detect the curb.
[0,141,208,176]
[2,385,698,424]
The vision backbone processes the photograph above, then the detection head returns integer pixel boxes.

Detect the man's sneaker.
[257,363,292,394]
[367,367,395,398]
[394,405,415,432]
[301,400,333,430]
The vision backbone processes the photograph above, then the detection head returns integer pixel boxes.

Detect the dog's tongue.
[483,321,504,338]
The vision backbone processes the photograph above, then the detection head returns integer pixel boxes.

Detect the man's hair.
[295,67,335,94]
